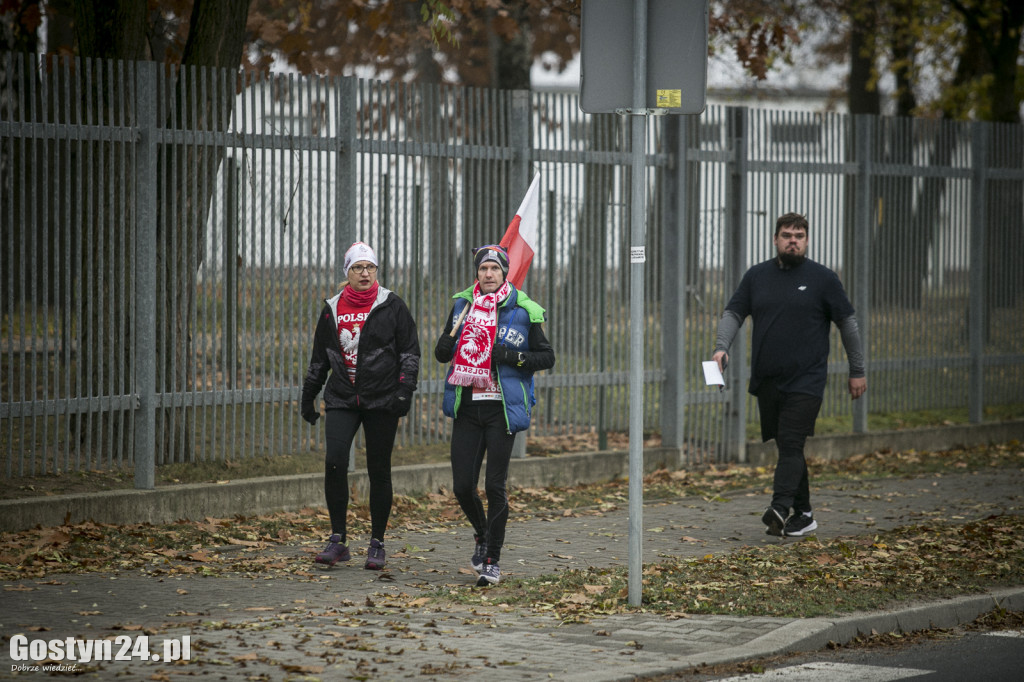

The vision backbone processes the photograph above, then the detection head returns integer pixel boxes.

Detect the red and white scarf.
[449,280,513,388]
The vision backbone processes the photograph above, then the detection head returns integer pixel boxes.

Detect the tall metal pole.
[968,122,988,423]
[134,61,157,490]
[627,0,649,608]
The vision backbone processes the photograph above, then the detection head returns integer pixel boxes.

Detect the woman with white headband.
[301,242,420,571]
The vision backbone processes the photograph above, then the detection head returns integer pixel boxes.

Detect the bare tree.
[67,0,251,462]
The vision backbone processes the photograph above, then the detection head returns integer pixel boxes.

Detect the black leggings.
[324,408,399,542]
[449,401,516,562]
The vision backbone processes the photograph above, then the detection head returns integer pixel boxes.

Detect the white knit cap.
[343,242,378,275]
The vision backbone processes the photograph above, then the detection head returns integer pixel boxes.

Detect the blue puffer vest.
[441,285,546,434]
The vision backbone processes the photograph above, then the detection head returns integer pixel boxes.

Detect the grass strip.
[435,514,1024,621]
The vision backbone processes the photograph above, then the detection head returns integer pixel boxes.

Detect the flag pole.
[449,306,470,338]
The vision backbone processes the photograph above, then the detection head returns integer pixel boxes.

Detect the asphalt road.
[682,627,1024,681]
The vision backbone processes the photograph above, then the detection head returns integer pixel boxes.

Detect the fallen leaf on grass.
[282,664,323,673]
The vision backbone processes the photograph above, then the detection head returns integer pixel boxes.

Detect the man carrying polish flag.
[432,172,555,587]
[499,173,542,288]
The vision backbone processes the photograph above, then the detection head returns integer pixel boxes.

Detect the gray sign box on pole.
[579,0,709,114]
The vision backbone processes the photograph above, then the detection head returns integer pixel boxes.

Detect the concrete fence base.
[2,421,1021,534]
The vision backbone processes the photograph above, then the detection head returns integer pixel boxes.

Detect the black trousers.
[324,408,399,542]
[449,401,516,562]
[756,380,822,516]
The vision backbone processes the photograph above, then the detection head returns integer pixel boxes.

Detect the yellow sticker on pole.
[657,89,682,108]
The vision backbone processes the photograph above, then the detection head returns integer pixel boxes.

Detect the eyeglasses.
[350,264,378,274]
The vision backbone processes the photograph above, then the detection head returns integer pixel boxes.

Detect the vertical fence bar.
[510,88,531,459]
[852,115,872,433]
[225,160,238,389]
[968,122,988,423]
[723,106,748,461]
[660,114,688,450]
[134,61,158,489]
[337,76,357,469]
[336,77,357,309]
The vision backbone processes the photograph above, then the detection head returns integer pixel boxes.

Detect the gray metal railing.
[2,53,1022,483]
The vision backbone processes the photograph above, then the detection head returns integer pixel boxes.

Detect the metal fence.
[2,54,1022,483]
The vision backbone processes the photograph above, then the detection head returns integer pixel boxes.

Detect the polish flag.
[499,173,541,289]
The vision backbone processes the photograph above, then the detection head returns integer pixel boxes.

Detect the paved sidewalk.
[2,468,1022,680]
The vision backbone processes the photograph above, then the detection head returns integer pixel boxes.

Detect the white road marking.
[984,630,1024,638]
[717,662,932,681]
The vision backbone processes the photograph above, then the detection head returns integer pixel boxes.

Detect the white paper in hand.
[702,361,725,389]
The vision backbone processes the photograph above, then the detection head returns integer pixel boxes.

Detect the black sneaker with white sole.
[476,558,500,586]
[761,506,786,537]
[471,535,486,574]
[783,513,817,537]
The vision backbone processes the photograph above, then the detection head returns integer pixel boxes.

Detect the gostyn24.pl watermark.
[10,634,191,669]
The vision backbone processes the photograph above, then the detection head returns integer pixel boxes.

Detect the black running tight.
[323,408,399,542]
[449,401,515,562]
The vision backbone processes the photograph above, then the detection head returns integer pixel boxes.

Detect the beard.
[777,250,806,267]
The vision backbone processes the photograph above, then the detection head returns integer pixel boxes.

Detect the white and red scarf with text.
[449,280,513,388]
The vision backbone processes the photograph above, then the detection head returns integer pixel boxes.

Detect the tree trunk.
[890,1,918,118]
[847,1,880,116]
[68,0,147,462]
[845,1,880,307]
[459,3,530,279]
[400,1,456,284]
[872,119,921,308]
[458,87,514,268]
[981,1,1023,311]
[985,130,1023,311]
[1,5,42,305]
[897,23,986,318]
[155,0,250,463]
[985,1,1024,125]
[490,4,531,91]
[73,0,147,59]
[566,114,622,351]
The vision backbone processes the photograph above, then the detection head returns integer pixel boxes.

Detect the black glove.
[435,333,455,360]
[390,385,414,417]
[301,401,320,425]
[491,345,519,366]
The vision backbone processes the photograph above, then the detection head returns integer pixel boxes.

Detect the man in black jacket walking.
[712,214,866,538]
